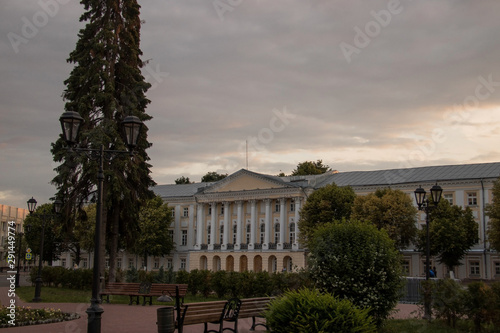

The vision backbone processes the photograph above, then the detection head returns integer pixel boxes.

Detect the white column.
[187,204,195,248]
[209,202,216,250]
[222,201,230,250]
[278,198,286,249]
[174,205,181,247]
[263,199,271,250]
[293,197,301,250]
[195,203,204,250]
[235,201,242,250]
[249,200,256,250]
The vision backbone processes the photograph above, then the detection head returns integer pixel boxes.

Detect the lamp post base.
[87,301,104,333]
[32,277,42,302]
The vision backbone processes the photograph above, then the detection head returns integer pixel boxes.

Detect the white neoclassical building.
[152,163,500,280]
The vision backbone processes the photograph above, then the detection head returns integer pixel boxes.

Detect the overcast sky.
[2,0,500,209]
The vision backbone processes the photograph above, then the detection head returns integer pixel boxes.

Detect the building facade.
[152,163,500,280]
[54,162,500,280]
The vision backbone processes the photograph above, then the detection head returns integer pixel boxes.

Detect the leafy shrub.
[175,269,190,284]
[211,270,228,298]
[308,220,404,325]
[463,282,496,333]
[431,278,466,327]
[125,267,139,282]
[264,288,376,333]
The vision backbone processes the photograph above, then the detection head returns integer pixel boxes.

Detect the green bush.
[431,278,466,328]
[308,220,404,325]
[264,288,376,333]
[463,282,496,333]
[175,269,189,284]
[125,266,139,282]
[210,270,228,298]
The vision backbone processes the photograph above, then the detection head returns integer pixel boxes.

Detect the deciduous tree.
[201,171,227,182]
[298,183,356,245]
[131,195,174,271]
[352,188,418,250]
[416,200,479,272]
[291,159,330,176]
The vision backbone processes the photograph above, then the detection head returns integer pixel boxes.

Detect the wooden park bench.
[142,283,188,306]
[100,282,188,306]
[238,297,273,331]
[175,298,241,333]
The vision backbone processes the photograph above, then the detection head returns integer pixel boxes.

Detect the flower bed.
[0,306,80,327]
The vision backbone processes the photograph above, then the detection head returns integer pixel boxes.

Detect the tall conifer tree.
[51,0,155,282]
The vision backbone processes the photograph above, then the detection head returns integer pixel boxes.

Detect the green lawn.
[16,286,219,305]
[11,287,487,332]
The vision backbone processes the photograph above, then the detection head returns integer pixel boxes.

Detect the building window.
[402,259,410,276]
[495,262,500,276]
[233,225,237,244]
[154,258,160,269]
[275,200,280,212]
[169,230,174,242]
[220,226,224,244]
[290,199,295,212]
[289,223,295,243]
[167,259,173,269]
[105,258,109,268]
[207,226,211,244]
[61,259,66,267]
[208,206,212,215]
[82,258,88,268]
[129,258,134,269]
[443,193,453,205]
[260,224,265,243]
[117,258,122,269]
[183,207,189,217]
[180,258,186,270]
[171,210,175,218]
[220,203,224,215]
[467,192,478,206]
[246,225,251,243]
[181,230,188,246]
[274,224,280,243]
[470,261,480,276]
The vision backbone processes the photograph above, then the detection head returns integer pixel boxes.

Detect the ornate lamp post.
[414,183,443,321]
[26,197,62,302]
[59,111,142,333]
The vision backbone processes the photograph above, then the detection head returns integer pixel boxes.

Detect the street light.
[26,197,62,302]
[414,183,443,321]
[59,111,143,333]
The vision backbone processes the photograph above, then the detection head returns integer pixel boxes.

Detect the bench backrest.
[238,297,273,318]
[150,283,188,297]
[102,282,140,293]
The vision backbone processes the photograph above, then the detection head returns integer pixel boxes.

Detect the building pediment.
[202,169,292,194]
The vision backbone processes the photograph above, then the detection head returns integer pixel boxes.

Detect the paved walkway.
[0,277,420,333]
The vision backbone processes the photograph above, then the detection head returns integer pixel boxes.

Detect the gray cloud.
[2,0,500,207]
